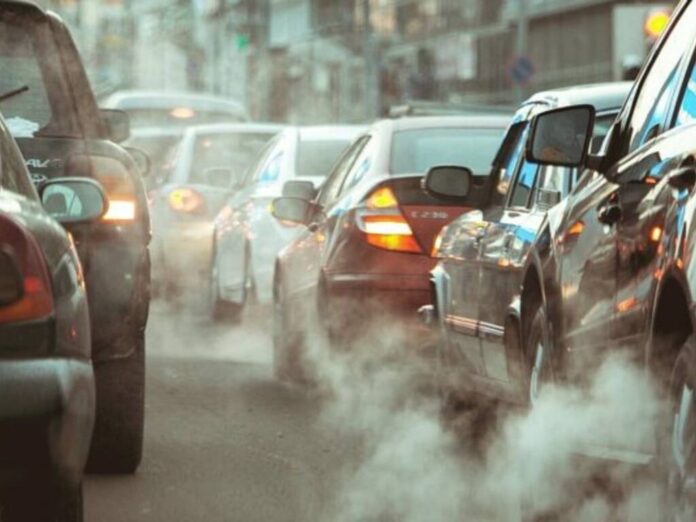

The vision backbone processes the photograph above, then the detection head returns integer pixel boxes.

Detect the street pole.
[362,0,380,119]
[516,0,529,103]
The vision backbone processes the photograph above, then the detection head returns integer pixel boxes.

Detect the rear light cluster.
[356,187,423,254]
[0,214,54,324]
[168,187,205,214]
[66,155,137,222]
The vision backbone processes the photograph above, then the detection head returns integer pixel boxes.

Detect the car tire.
[272,279,303,382]
[209,246,245,323]
[526,304,555,406]
[664,337,696,521]
[87,334,145,474]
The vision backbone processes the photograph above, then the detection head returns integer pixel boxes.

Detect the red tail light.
[356,187,423,254]
[0,215,54,324]
[168,187,205,214]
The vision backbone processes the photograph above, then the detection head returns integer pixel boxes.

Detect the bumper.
[0,358,95,485]
[326,273,436,347]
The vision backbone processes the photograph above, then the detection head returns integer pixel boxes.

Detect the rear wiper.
[0,85,29,103]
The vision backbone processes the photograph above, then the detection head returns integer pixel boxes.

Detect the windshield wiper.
[0,85,29,103]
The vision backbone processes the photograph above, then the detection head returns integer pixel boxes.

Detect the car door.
[283,135,371,308]
[442,121,528,376]
[558,2,696,362]
[611,13,696,349]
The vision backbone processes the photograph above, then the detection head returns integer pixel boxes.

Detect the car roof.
[525,82,633,113]
[102,90,247,115]
[294,125,366,141]
[373,115,511,133]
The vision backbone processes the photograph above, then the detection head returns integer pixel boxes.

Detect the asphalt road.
[85,301,354,522]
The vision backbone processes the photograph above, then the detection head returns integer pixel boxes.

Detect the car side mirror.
[423,165,473,200]
[204,167,236,189]
[271,197,318,226]
[100,109,130,143]
[282,180,317,201]
[0,246,23,306]
[527,105,595,168]
[125,147,151,177]
[40,178,108,225]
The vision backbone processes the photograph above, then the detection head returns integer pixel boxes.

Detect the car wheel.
[209,247,244,323]
[87,334,145,474]
[526,304,555,406]
[273,279,303,382]
[666,338,696,521]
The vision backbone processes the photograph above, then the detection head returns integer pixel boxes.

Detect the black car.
[509,0,696,515]
[0,2,150,473]
[0,110,108,520]
[422,83,630,410]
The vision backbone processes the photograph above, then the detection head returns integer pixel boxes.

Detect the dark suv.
[0,1,150,473]
[511,0,696,514]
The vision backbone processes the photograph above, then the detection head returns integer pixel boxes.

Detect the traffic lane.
[85,304,351,521]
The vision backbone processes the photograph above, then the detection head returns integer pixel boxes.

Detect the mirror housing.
[100,109,130,143]
[125,147,151,177]
[40,177,108,225]
[271,197,317,226]
[282,180,317,201]
[423,165,473,200]
[0,246,23,307]
[527,105,595,168]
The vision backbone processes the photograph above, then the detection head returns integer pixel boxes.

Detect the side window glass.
[248,138,281,185]
[0,123,35,200]
[675,56,696,126]
[628,5,696,150]
[338,137,377,196]
[319,137,369,207]
[495,123,528,201]
[509,160,540,209]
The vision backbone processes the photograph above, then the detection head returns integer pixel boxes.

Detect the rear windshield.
[189,131,277,184]
[296,139,350,178]
[0,11,79,138]
[127,134,181,174]
[390,128,504,175]
[125,108,245,129]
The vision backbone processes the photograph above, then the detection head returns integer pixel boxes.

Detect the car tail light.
[65,155,138,222]
[168,187,205,214]
[0,214,54,324]
[356,186,423,254]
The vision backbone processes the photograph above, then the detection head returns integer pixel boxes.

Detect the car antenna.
[0,85,29,103]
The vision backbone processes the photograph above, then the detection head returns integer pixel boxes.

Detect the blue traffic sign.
[508,55,535,86]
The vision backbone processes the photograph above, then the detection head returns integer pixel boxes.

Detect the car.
[102,90,249,129]
[209,125,363,322]
[270,115,509,380]
[423,82,630,413]
[149,123,284,297]
[0,109,108,520]
[506,0,696,515]
[0,2,150,473]
[125,126,183,190]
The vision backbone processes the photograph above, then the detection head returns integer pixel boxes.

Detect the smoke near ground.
[295,314,666,522]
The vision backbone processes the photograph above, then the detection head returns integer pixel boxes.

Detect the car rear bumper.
[0,358,95,486]
[325,272,436,348]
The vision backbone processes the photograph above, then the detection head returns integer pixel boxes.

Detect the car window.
[627,5,696,151]
[390,127,503,175]
[296,139,351,178]
[249,137,284,185]
[337,136,377,196]
[244,138,278,187]
[494,122,528,202]
[0,123,36,200]
[675,54,696,126]
[318,137,369,208]
[509,159,540,209]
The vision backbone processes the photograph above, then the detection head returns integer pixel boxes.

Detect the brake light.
[65,155,138,222]
[356,186,423,254]
[0,215,54,324]
[168,187,205,214]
